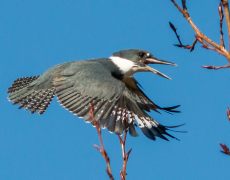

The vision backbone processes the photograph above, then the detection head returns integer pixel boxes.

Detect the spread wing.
[54,60,177,140]
[54,61,129,131]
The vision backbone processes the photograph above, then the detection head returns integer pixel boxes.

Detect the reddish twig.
[170,0,230,65]
[227,107,230,120]
[202,64,230,69]
[220,143,230,155]
[89,103,114,180]
[118,130,132,180]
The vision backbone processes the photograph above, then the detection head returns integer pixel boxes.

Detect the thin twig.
[220,143,230,155]
[219,2,225,47]
[190,38,198,52]
[182,0,187,10]
[219,108,230,156]
[221,0,230,50]
[202,64,230,69]
[169,21,198,51]
[227,107,230,120]
[118,130,132,180]
[169,22,183,46]
[89,103,114,180]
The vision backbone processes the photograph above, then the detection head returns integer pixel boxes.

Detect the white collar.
[109,56,135,74]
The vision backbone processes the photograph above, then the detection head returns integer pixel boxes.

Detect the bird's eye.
[138,52,146,58]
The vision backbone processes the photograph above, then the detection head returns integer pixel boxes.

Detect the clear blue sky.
[1,0,230,179]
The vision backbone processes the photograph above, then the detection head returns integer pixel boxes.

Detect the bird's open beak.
[145,56,176,66]
[144,66,172,80]
[142,56,176,80]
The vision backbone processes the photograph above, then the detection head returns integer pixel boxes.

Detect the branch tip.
[202,64,230,70]
[220,143,230,155]
[227,107,230,120]
[182,0,187,10]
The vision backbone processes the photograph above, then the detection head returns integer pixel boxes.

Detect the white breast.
[109,56,135,73]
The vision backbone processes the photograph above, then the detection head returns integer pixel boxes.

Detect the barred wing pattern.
[8,76,55,114]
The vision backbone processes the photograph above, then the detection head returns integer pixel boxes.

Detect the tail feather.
[136,116,178,141]
[157,105,181,113]
[8,76,55,114]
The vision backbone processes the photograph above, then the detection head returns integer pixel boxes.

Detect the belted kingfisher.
[8,49,180,140]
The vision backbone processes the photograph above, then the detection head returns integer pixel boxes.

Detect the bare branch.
[170,0,230,158]
[219,2,225,47]
[221,0,230,50]
[118,130,132,180]
[170,0,230,64]
[89,103,114,180]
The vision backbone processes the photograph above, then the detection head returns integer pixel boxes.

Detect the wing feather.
[53,60,177,140]
[60,92,80,105]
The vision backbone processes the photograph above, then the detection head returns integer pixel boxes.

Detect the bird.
[7,49,180,141]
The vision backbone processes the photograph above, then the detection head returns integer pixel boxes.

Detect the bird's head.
[110,49,176,79]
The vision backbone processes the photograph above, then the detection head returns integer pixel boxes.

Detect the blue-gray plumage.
[8,49,180,140]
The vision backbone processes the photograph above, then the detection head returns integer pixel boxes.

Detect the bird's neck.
[109,56,135,75]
